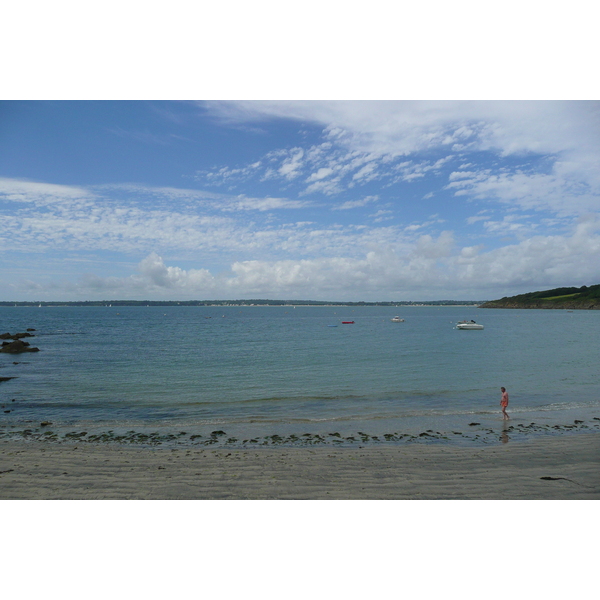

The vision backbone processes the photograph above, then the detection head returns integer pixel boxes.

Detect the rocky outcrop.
[0,339,40,353]
[0,331,39,353]
[0,331,36,340]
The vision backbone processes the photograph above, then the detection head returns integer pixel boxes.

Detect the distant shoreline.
[0,300,484,308]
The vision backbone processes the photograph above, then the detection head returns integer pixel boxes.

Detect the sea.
[1,305,599,447]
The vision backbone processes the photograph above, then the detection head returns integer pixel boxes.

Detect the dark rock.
[574,420,583,424]
[0,377,16,383]
[27,328,36,331]
[13,332,34,339]
[0,333,12,340]
[468,422,480,426]
[0,340,40,353]
[40,421,52,427]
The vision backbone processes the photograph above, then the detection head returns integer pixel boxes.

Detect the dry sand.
[1,432,598,499]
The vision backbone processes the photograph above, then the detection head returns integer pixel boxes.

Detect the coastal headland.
[481,284,600,309]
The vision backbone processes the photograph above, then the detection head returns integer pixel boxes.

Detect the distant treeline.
[0,299,483,307]
[481,284,600,309]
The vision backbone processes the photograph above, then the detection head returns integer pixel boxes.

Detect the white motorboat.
[391,316,405,322]
[456,320,484,330]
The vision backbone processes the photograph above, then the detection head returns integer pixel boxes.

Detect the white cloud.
[201,100,600,218]
[203,100,600,160]
[0,179,325,258]
[6,213,600,300]
[306,167,334,182]
[228,195,313,212]
[351,162,378,182]
[0,177,95,207]
[85,217,600,297]
[466,215,488,225]
[278,148,304,179]
[333,195,379,210]
[138,252,214,289]
[482,215,537,237]
[198,141,455,197]
[371,210,394,223]
[414,231,455,259]
[302,176,344,196]
[447,168,600,216]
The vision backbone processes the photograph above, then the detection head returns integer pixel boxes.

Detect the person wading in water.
[500,387,510,420]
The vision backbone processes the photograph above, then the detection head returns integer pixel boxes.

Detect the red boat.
[341,321,355,324]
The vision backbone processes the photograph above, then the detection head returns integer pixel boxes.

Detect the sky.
[1,99,599,301]
[1,2,599,302]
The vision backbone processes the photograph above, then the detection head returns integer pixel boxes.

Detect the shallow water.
[1,305,599,444]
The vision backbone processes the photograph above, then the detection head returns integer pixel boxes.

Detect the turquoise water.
[1,305,599,443]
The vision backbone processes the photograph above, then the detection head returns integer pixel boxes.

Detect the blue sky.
[1,100,599,301]
[2,2,599,302]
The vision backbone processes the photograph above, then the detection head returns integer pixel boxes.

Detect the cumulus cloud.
[6,213,600,300]
[137,252,214,289]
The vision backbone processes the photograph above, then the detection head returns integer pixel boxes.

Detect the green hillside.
[481,284,600,309]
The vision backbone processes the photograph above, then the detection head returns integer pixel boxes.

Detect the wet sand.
[1,432,598,499]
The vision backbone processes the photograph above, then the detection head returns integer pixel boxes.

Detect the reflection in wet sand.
[501,422,510,444]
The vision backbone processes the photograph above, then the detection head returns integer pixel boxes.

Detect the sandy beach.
[1,432,598,499]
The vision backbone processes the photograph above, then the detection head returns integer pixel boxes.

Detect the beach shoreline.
[2,409,599,447]
[1,430,598,499]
